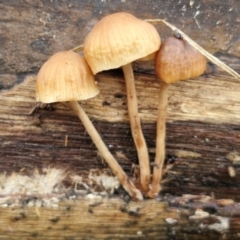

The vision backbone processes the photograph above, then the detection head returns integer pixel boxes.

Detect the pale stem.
[147,81,169,198]
[69,101,143,200]
[122,63,150,193]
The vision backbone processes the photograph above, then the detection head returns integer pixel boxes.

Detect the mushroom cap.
[84,12,161,74]
[36,51,100,103]
[155,36,207,84]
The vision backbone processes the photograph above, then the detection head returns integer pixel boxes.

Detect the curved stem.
[122,63,150,193]
[69,101,143,200]
[147,81,169,198]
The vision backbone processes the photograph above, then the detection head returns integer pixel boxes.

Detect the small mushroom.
[36,51,142,200]
[147,36,207,198]
[84,12,161,192]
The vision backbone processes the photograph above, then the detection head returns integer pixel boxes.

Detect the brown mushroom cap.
[84,12,161,74]
[155,36,207,84]
[36,51,99,103]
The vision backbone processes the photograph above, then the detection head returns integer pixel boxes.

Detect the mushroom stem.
[122,63,150,192]
[69,101,143,200]
[147,81,169,198]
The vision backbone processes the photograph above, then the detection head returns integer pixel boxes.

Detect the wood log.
[1,196,240,240]
[1,0,240,239]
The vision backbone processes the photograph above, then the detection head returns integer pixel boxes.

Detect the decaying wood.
[1,62,240,239]
[0,198,171,240]
[1,0,240,239]
[1,68,240,198]
[1,194,240,239]
[2,60,240,127]
[1,0,240,79]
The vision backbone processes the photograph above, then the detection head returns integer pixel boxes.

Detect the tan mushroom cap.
[36,51,99,103]
[84,12,161,74]
[155,36,207,84]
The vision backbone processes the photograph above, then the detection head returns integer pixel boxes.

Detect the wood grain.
[1,69,240,202]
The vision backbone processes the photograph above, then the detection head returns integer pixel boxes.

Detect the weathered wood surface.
[1,70,240,199]
[1,0,240,239]
[1,195,240,239]
[0,198,172,240]
[1,0,240,84]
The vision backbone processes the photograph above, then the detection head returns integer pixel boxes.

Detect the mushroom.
[83,12,161,192]
[147,35,207,198]
[36,51,142,200]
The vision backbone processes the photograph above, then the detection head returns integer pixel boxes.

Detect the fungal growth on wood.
[35,13,240,200]
[35,50,142,200]
[83,12,161,193]
[147,36,207,198]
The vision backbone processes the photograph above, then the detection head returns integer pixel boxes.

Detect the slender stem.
[147,81,169,198]
[69,101,143,200]
[122,63,150,193]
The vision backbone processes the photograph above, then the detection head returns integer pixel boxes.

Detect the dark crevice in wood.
[1,107,240,200]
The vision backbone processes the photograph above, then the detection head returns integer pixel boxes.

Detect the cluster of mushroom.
[36,12,206,200]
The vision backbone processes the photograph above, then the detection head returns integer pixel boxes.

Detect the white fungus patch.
[200,216,229,233]
[0,168,68,208]
[189,209,210,220]
[71,169,120,196]
[0,168,66,195]
[0,168,120,208]
[165,217,178,225]
[86,193,103,206]
[88,169,120,194]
